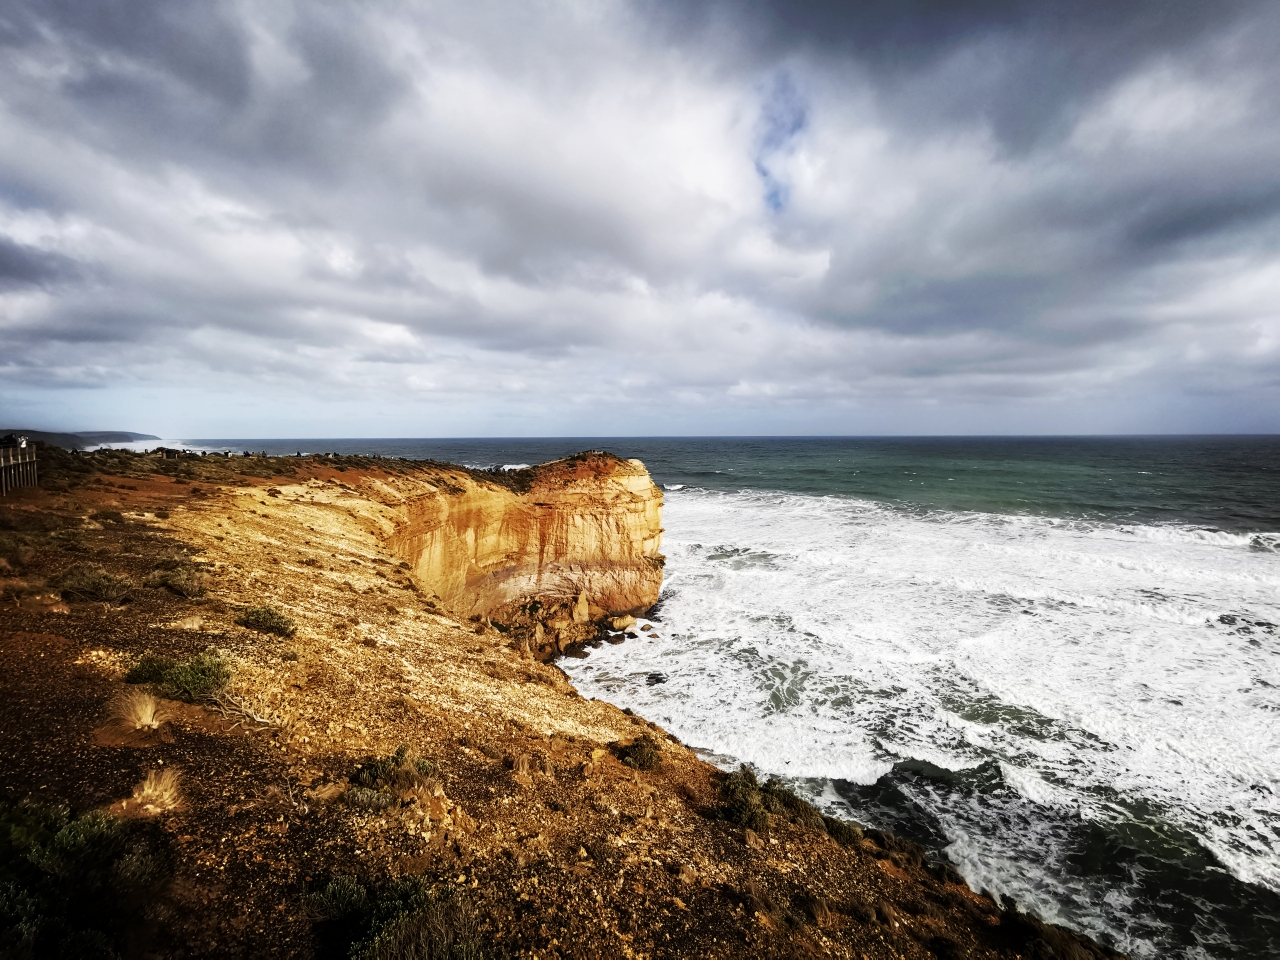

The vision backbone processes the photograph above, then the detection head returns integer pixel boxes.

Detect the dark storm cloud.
[653,0,1271,149]
[0,236,78,289]
[0,0,1277,434]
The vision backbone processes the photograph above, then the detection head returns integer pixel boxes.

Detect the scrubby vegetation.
[144,560,208,598]
[719,765,864,843]
[0,531,37,569]
[345,745,436,812]
[123,653,175,685]
[236,604,296,637]
[0,799,171,958]
[56,564,132,603]
[721,765,771,832]
[614,734,662,770]
[124,647,232,703]
[306,875,482,960]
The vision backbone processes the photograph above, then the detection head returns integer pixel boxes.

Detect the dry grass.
[131,768,183,815]
[111,688,174,731]
[57,563,132,602]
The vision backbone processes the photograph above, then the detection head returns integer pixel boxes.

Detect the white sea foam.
[562,487,1280,956]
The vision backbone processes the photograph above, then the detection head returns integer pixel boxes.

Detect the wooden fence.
[0,444,37,496]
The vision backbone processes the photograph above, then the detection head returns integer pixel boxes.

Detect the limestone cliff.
[384,452,663,618]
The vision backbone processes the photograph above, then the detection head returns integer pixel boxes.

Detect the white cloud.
[1,0,1278,435]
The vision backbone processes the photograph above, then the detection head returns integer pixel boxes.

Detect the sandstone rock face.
[386,452,663,618]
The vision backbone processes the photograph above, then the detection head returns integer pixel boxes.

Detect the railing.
[0,445,37,496]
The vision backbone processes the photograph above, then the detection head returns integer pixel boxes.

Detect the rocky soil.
[0,445,1124,959]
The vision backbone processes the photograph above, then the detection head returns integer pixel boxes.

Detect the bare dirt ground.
[0,446,1122,959]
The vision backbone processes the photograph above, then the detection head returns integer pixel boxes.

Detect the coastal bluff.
[384,451,664,619]
[0,444,1125,959]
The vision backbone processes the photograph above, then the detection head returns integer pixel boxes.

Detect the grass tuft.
[110,689,173,731]
[305,875,368,921]
[131,769,182,815]
[56,564,132,603]
[236,605,296,637]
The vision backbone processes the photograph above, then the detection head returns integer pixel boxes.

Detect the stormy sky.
[2,0,1278,437]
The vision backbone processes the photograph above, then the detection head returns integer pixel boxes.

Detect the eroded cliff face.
[384,452,663,618]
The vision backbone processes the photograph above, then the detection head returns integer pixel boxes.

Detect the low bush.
[0,532,36,569]
[721,765,770,833]
[721,766,854,837]
[345,787,399,813]
[614,734,662,771]
[822,815,864,847]
[307,876,482,960]
[759,777,826,831]
[124,653,174,685]
[236,605,296,637]
[0,799,171,958]
[56,564,132,603]
[144,561,208,598]
[353,744,433,790]
[124,648,231,703]
[157,647,231,702]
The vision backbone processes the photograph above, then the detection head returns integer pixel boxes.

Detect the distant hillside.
[0,430,160,450]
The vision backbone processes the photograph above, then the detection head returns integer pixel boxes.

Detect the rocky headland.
[0,444,1122,959]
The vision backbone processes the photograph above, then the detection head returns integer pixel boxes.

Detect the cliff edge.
[0,446,1125,959]
[384,451,664,619]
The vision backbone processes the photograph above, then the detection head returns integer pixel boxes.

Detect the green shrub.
[720,767,843,836]
[0,799,170,958]
[307,875,483,960]
[124,653,175,685]
[157,647,231,702]
[125,648,231,703]
[356,888,482,960]
[305,875,368,921]
[0,532,37,569]
[236,605,296,637]
[822,815,864,847]
[352,745,433,791]
[721,765,770,833]
[345,787,398,813]
[760,778,826,831]
[56,565,132,603]
[615,734,662,771]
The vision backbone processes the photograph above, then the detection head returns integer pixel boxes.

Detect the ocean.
[130,436,1280,958]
